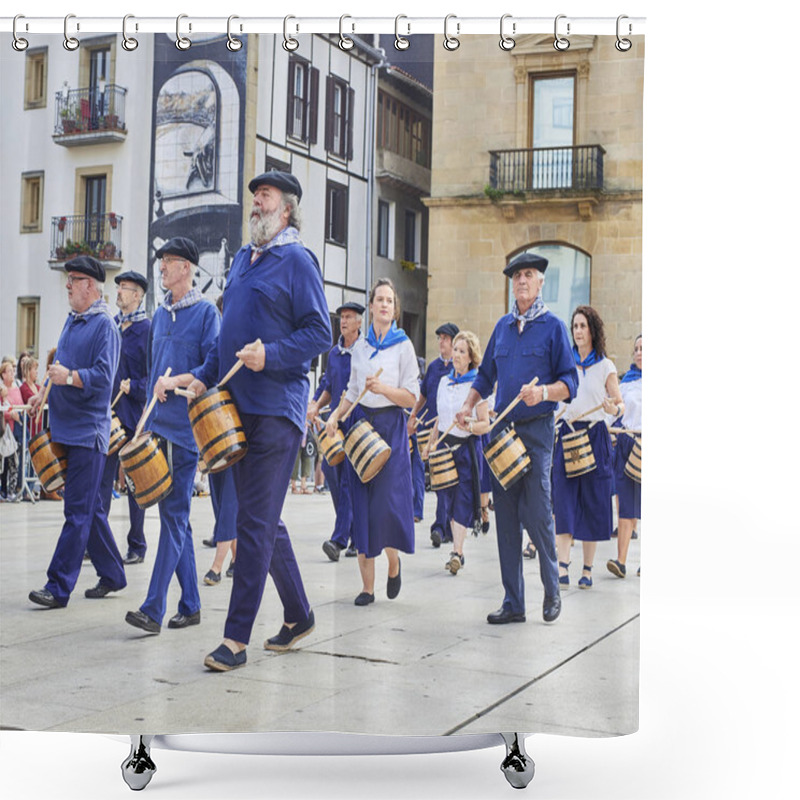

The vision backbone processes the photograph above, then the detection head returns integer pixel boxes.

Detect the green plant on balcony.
[61,239,96,257]
[98,241,117,260]
[400,259,417,271]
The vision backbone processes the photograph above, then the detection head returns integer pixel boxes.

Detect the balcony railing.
[53,85,127,144]
[50,214,123,263]
[489,145,606,193]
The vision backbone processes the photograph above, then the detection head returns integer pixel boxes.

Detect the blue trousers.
[210,468,238,543]
[321,457,353,549]
[410,435,425,519]
[140,441,200,624]
[224,415,310,645]
[431,488,451,542]
[491,416,559,614]
[45,445,126,605]
[99,439,147,557]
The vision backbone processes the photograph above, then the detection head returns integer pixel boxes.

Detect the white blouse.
[560,357,617,423]
[436,376,473,440]
[619,378,642,430]
[345,337,420,409]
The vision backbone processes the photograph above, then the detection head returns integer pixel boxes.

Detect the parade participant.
[27,256,126,608]
[203,467,238,584]
[308,301,364,562]
[124,237,219,634]
[553,306,624,589]
[424,331,490,575]
[109,270,150,565]
[326,278,419,606]
[607,334,642,579]
[189,170,331,670]
[457,252,577,624]
[407,322,459,547]
[410,356,427,522]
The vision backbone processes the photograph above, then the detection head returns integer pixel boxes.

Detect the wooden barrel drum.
[119,432,173,509]
[429,447,459,491]
[562,428,596,478]
[107,411,128,456]
[416,426,434,461]
[484,424,532,490]
[623,437,642,484]
[28,430,68,492]
[318,426,345,466]
[344,418,392,483]
[187,387,248,474]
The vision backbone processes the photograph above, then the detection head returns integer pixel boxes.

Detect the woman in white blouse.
[326,279,419,605]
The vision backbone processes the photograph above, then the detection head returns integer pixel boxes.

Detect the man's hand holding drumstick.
[185,337,263,401]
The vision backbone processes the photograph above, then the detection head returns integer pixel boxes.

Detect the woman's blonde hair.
[453,330,482,369]
[22,357,39,381]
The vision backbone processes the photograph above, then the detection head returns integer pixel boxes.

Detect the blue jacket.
[418,356,451,421]
[148,300,220,451]
[197,243,331,433]
[50,309,120,451]
[114,318,150,432]
[314,338,357,413]
[472,311,578,423]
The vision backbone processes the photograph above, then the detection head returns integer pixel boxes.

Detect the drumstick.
[339,368,384,424]
[174,387,196,399]
[488,377,539,433]
[111,387,125,409]
[409,407,429,432]
[607,427,641,435]
[35,360,59,425]
[565,403,605,424]
[218,338,263,388]
[133,367,172,441]
[428,417,476,455]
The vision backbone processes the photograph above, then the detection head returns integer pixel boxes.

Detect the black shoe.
[354,592,375,606]
[264,609,315,651]
[203,570,221,586]
[387,559,401,599]
[202,538,216,548]
[125,609,161,634]
[123,552,145,565]
[85,581,120,599]
[168,610,201,629]
[322,539,343,562]
[430,528,442,548]
[226,562,235,578]
[543,594,562,623]
[487,607,526,625]
[204,643,247,671]
[28,588,65,609]
[344,545,357,557]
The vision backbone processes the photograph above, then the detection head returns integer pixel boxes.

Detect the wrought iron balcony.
[50,213,123,264]
[52,85,128,145]
[489,145,606,193]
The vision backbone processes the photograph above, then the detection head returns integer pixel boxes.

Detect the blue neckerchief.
[337,333,361,355]
[510,295,548,331]
[573,346,601,373]
[366,321,409,359]
[250,226,303,259]
[115,306,147,329]
[448,367,478,386]
[620,364,642,383]
[69,298,112,321]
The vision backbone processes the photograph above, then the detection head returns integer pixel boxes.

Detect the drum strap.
[466,437,481,527]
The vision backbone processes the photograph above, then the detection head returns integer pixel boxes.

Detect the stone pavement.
[0,487,639,738]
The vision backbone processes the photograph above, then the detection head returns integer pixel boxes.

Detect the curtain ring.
[12,14,29,52]
[615,15,632,52]
[226,15,243,51]
[282,15,299,51]
[499,14,515,51]
[175,14,191,51]
[394,15,410,51]
[553,14,570,51]
[63,13,80,51]
[339,15,354,51]
[443,14,460,51]
[121,14,139,51]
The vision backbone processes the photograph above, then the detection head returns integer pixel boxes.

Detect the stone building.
[423,34,643,367]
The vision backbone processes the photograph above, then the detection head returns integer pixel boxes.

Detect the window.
[530,74,576,189]
[325,76,354,160]
[404,210,417,263]
[16,297,40,357]
[377,91,431,168]
[20,172,44,233]
[377,200,391,258]
[286,58,319,143]
[24,48,47,109]
[326,181,348,246]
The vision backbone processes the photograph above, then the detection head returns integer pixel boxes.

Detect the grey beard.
[249,207,284,246]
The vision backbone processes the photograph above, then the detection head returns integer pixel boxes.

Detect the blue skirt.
[552,421,613,541]
[614,432,641,520]
[346,405,415,558]
[438,435,482,529]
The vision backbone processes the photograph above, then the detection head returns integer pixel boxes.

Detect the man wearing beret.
[190,170,331,670]
[407,321,459,544]
[457,253,578,625]
[28,256,127,609]
[124,237,220,635]
[308,300,365,562]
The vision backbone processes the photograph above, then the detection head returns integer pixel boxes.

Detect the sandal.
[523,542,537,559]
[558,561,570,587]
[578,565,593,589]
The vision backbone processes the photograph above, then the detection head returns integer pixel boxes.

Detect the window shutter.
[286,60,295,137]
[346,86,355,161]
[309,68,319,144]
[325,75,335,152]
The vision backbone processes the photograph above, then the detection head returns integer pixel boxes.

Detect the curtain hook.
[615,15,632,52]
[175,14,192,51]
[394,15,410,51]
[443,14,460,51]
[283,15,299,51]
[499,14,516,51]
[339,15,354,50]
[63,13,80,51]
[553,14,570,51]
[121,14,139,51]
[12,14,29,51]
[227,15,243,51]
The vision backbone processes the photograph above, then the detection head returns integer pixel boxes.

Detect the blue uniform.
[472,310,578,615]
[45,304,126,605]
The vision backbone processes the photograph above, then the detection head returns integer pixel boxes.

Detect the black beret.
[65,255,105,282]
[155,237,199,265]
[336,301,365,315]
[114,270,148,292]
[503,252,549,278]
[248,171,303,202]
[435,322,459,339]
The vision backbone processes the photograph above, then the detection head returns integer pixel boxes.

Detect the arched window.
[507,243,590,325]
